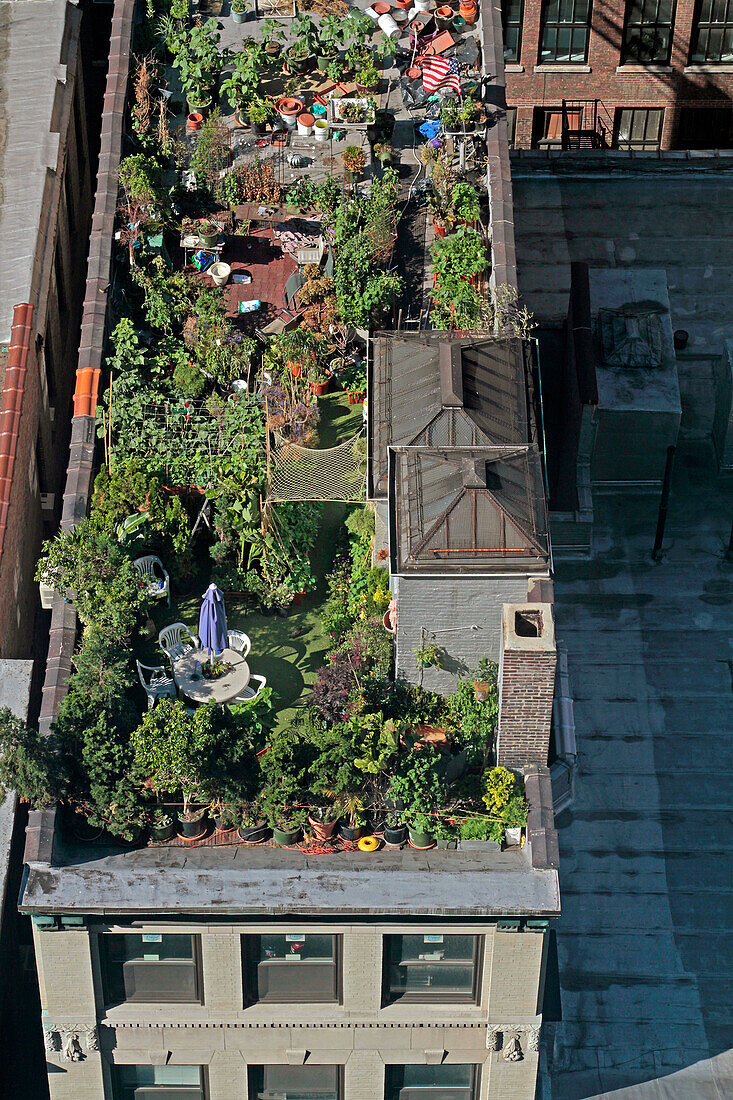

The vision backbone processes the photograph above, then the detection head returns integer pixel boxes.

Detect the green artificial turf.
[143,390,363,733]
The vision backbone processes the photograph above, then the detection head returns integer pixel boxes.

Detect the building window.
[54,246,67,322]
[100,934,202,1005]
[247,1066,342,1099]
[113,1064,205,1100]
[540,0,592,62]
[242,934,340,1004]
[506,107,518,148]
[385,1064,479,1100]
[623,0,676,62]
[615,107,664,148]
[677,105,733,146]
[383,934,481,1003]
[691,0,733,61]
[502,0,525,61]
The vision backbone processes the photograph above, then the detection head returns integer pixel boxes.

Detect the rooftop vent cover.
[598,306,664,369]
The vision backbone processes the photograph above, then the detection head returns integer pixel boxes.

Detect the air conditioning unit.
[40,493,55,514]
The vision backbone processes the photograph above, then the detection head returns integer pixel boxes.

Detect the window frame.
[247,1064,344,1100]
[384,1063,481,1100]
[99,933,204,1007]
[502,0,525,62]
[242,933,342,1006]
[112,1062,208,1100]
[539,0,593,63]
[690,0,733,62]
[381,934,483,1006]
[614,106,665,149]
[622,0,677,63]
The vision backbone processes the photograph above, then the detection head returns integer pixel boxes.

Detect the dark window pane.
[102,935,200,1005]
[616,108,663,149]
[691,0,733,61]
[385,935,478,1001]
[502,0,524,60]
[385,1064,477,1100]
[243,935,339,1004]
[248,1065,340,1100]
[540,0,591,61]
[623,0,676,63]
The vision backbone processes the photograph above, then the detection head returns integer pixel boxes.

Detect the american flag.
[421,55,461,95]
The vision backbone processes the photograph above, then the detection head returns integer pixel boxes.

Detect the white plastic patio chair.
[133,555,170,607]
[136,661,176,709]
[227,629,252,658]
[158,623,199,664]
[234,673,267,703]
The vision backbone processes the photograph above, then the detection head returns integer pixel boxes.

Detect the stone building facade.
[502,0,733,149]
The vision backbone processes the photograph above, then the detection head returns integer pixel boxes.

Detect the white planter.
[280,111,298,128]
[505,826,523,846]
[314,119,329,141]
[378,12,402,37]
[297,117,314,136]
[209,262,231,287]
[363,6,380,19]
[413,0,432,9]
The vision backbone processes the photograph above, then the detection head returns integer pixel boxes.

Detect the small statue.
[64,1034,84,1062]
[503,1034,523,1061]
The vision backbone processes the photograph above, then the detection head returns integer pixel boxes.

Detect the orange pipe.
[0,303,34,556]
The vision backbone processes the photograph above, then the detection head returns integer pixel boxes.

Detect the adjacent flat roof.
[0,0,70,342]
[20,840,560,918]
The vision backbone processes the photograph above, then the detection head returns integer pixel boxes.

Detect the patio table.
[173,648,250,706]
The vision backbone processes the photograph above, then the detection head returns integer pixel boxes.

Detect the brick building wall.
[505,0,733,149]
[0,3,93,660]
[496,604,556,768]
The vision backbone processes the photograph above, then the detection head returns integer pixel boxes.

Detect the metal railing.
[561,99,615,150]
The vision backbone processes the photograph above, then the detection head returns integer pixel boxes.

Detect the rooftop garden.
[0,4,532,853]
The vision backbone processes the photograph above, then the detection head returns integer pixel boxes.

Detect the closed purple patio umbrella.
[199,583,228,658]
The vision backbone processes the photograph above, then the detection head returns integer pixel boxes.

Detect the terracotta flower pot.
[435,5,453,28]
[395,0,411,7]
[433,219,447,238]
[288,361,302,378]
[276,96,304,128]
[459,0,477,22]
[308,814,339,841]
[373,1,392,12]
[187,112,203,131]
[311,378,331,396]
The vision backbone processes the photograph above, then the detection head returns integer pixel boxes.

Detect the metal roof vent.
[439,343,464,407]
[461,457,487,488]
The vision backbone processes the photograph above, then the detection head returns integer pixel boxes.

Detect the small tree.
[0,708,62,808]
[131,700,219,818]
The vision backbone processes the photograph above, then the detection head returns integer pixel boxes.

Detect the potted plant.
[231,0,250,23]
[286,14,319,75]
[238,801,269,842]
[337,793,366,841]
[441,98,479,136]
[405,810,436,849]
[383,809,407,845]
[212,801,239,834]
[269,805,305,845]
[415,642,441,670]
[149,806,175,842]
[307,803,340,841]
[172,17,223,115]
[317,15,346,72]
[245,95,274,135]
[373,141,394,165]
[343,145,367,178]
[341,362,367,402]
[503,790,528,846]
[262,18,287,57]
[356,58,380,94]
[220,42,263,116]
[66,806,104,843]
[196,218,220,248]
[449,181,481,225]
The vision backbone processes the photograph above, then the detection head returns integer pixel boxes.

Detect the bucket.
[209,262,231,287]
[414,0,432,9]
[187,112,203,131]
[378,11,402,37]
[314,119,329,141]
[297,111,314,136]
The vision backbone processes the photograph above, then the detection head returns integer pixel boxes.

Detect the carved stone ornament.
[44,1024,98,1061]
[487,1023,540,1057]
[503,1034,523,1062]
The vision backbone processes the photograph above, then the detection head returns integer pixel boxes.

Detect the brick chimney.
[496,603,556,769]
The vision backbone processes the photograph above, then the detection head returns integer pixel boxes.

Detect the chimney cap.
[439,342,463,407]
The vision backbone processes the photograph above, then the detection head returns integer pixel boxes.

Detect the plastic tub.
[297,111,315,136]
[209,262,231,287]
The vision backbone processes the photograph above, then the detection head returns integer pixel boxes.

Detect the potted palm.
[337,793,366,841]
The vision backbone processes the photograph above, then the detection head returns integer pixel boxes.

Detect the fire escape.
[561,100,614,150]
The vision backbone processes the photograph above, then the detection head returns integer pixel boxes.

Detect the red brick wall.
[506,0,733,148]
[497,648,556,767]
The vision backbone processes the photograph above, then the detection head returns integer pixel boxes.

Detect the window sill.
[684,64,733,72]
[505,63,525,73]
[533,64,592,73]
[616,64,673,72]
